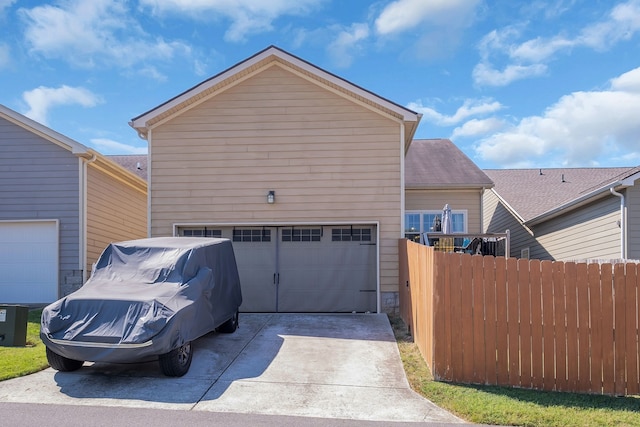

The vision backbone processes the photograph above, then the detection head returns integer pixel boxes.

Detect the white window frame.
[404,210,468,240]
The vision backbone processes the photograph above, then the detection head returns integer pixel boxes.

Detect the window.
[332,228,372,242]
[404,210,467,241]
[232,228,271,242]
[282,228,321,242]
[181,228,222,237]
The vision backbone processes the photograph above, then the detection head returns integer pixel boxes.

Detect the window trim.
[404,210,468,238]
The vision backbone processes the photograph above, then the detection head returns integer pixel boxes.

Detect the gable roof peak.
[129,46,421,145]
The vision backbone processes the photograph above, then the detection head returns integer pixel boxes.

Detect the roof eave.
[406,182,494,190]
[525,177,638,226]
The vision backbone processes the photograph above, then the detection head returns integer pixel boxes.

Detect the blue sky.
[1,0,639,169]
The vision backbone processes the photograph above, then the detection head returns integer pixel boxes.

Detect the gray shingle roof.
[405,139,494,189]
[484,167,639,222]
[107,155,147,181]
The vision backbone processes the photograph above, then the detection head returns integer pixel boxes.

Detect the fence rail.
[399,239,640,396]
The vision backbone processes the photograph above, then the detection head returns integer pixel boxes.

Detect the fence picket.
[565,262,578,392]
[530,259,544,390]
[601,264,615,395]
[541,261,555,391]
[576,263,591,391]
[614,263,627,396]
[518,258,532,389]
[507,257,520,387]
[495,257,509,386]
[553,262,568,391]
[588,263,603,394]
[624,263,639,395]
[473,255,488,383]
[460,254,474,382]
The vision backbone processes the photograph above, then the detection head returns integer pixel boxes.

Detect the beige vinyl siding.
[405,189,483,233]
[628,181,640,260]
[483,189,538,258]
[86,165,147,275]
[532,196,620,261]
[150,64,402,292]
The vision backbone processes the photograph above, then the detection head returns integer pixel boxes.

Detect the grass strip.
[388,314,640,427]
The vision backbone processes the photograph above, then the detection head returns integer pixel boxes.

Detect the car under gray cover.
[41,237,242,376]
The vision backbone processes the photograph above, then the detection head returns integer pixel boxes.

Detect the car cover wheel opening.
[159,342,193,377]
[46,347,84,372]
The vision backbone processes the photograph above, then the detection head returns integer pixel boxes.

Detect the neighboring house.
[483,167,640,261]
[108,155,148,181]
[130,45,421,313]
[404,139,494,242]
[0,105,148,304]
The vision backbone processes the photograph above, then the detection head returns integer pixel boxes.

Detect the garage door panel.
[225,227,278,313]
[0,221,58,304]
[277,227,377,313]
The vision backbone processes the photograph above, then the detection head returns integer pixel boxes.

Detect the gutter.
[79,154,97,283]
[610,187,625,259]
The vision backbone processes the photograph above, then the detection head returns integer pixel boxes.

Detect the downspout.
[609,187,625,259]
[80,154,97,283]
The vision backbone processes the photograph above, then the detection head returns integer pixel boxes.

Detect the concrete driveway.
[0,314,463,423]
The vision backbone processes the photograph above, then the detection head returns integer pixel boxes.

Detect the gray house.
[483,166,640,261]
[0,105,148,304]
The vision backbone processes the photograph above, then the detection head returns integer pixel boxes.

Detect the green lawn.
[0,309,48,381]
[389,314,640,427]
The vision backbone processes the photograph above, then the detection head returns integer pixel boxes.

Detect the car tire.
[217,311,239,334]
[46,347,84,372]
[159,342,193,377]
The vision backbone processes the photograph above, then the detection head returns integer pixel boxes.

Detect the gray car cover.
[41,237,242,363]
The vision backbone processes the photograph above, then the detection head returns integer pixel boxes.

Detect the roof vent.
[539,169,543,175]
[561,173,566,183]
[136,162,142,170]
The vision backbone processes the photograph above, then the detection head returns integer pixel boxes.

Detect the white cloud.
[472,62,547,87]
[22,85,102,125]
[90,138,147,155]
[451,118,506,139]
[474,0,640,87]
[327,23,369,68]
[375,0,480,35]
[407,98,503,126]
[19,0,192,69]
[475,67,640,167]
[139,0,325,42]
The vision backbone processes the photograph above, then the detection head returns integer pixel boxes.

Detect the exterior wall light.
[267,190,275,204]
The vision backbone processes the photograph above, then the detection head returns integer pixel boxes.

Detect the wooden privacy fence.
[398,239,640,396]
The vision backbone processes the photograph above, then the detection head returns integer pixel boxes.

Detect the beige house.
[404,138,494,243]
[0,105,147,304]
[130,46,421,313]
[483,167,640,261]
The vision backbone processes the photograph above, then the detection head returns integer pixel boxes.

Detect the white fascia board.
[130,46,420,132]
[0,104,89,155]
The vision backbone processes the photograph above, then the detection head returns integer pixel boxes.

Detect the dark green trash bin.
[0,305,29,347]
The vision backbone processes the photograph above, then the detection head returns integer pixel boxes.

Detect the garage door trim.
[173,221,380,313]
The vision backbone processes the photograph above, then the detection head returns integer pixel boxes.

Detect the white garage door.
[179,225,377,313]
[0,221,58,304]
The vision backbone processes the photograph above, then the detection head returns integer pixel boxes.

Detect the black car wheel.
[46,347,84,372]
[217,310,239,334]
[159,342,193,377]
